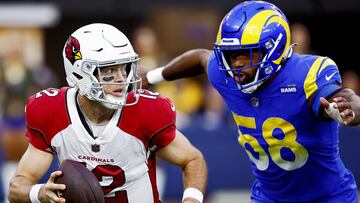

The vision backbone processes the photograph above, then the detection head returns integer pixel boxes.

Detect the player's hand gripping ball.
[55,159,105,203]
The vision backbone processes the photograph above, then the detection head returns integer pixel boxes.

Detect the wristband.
[146,67,165,85]
[182,187,203,203]
[29,184,43,203]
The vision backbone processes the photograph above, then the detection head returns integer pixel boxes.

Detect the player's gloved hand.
[320,97,355,125]
[38,171,66,203]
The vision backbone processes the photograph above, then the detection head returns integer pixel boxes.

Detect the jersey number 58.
[233,114,309,171]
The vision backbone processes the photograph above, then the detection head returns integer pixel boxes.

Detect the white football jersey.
[25,87,176,203]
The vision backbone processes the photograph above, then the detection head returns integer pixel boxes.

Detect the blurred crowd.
[0,28,59,202]
[0,21,359,202]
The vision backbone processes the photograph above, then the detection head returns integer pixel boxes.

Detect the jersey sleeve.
[148,124,176,152]
[25,126,54,154]
[145,96,176,151]
[119,91,177,151]
[25,87,69,153]
[25,93,54,154]
[303,57,342,118]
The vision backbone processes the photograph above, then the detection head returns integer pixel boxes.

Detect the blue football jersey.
[207,52,357,202]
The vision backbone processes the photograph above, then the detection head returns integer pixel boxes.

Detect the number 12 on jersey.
[79,163,128,203]
[35,89,60,98]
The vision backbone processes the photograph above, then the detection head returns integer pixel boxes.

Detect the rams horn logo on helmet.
[65,36,82,65]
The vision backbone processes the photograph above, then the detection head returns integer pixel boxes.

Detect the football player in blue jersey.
[142,1,360,202]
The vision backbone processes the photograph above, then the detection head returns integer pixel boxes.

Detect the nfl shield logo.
[91,144,100,152]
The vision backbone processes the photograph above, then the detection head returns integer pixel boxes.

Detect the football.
[55,159,105,203]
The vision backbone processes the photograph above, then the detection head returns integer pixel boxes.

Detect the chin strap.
[282,43,297,63]
[240,69,262,94]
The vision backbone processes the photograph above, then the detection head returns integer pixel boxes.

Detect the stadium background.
[0,0,360,202]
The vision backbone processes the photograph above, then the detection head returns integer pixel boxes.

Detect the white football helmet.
[63,23,141,109]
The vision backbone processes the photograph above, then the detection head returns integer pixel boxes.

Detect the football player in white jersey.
[8,23,207,203]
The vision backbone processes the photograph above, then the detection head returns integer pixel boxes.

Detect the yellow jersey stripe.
[318,58,337,75]
[304,57,327,99]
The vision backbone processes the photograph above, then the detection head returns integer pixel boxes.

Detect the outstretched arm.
[142,49,212,88]
[156,130,207,203]
[320,88,360,125]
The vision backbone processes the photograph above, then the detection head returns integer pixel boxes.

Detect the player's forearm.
[344,89,360,125]
[144,49,211,88]
[182,148,207,193]
[8,175,34,203]
[162,49,210,81]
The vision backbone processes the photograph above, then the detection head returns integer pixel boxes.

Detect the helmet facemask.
[215,41,274,93]
[82,58,141,110]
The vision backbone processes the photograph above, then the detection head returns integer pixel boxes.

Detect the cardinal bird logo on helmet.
[65,36,82,64]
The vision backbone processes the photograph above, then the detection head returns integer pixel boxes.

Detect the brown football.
[55,159,104,203]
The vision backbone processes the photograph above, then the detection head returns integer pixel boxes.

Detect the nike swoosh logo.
[325,72,337,81]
